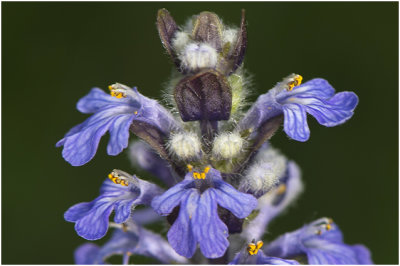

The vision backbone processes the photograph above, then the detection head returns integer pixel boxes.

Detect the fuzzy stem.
[200,120,218,152]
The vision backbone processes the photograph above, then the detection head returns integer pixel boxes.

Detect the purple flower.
[74,220,188,264]
[264,218,373,264]
[64,169,163,240]
[129,141,178,187]
[56,84,180,166]
[151,167,258,259]
[229,240,299,265]
[238,75,359,141]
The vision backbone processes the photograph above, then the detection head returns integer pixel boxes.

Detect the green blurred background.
[2,2,398,264]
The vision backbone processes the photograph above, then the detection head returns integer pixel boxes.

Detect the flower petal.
[352,244,374,264]
[306,242,366,264]
[57,106,135,166]
[107,115,135,156]
[256,254,300,265]
[151,179,194,215]
[282,103,310,141]
[74,243,102,264]
[64,202,93,222]
[212,181,258,218]
[73,197,114,240]
[192,189,230,258]
[304,91,358,127]
[167,189,199,258]
[136,222,189,263]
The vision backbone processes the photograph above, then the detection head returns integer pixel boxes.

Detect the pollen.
[134,111,138,115]
[277,184,286,195]
[326,223,332,231]
[108,83,127,98]
[187,164,193,172]
[193,172,201,179]
[247,240,263,255]
[192,167,210,179]
[204,166,210,174]
[108,171,129,186]
[286,74,303,91]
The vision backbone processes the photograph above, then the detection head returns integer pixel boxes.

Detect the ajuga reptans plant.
[57,9,373,264]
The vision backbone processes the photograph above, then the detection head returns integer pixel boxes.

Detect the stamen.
[313,218,333,235]
[286,74,302,91]
[192,166,211,179]
[108,170,130,186]
[204,166,210,173]
[193,172,201,179]
[326,223,332,231]
[247,240,264,255]
[108,83,135,99]
[276,184,286,195]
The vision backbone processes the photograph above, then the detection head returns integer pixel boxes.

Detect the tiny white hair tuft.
[240,147,287,195]
[212,132,245,159]
[168,131,202,160]
[172,31,191,53]
[180,43,218,72]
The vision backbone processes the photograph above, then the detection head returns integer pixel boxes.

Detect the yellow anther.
[256,240,263,250]
[120,180,129,186]
[200,172,206,179]
[204,166,210,174]
[287,74,303,91]
[247,240,263,255]
[108,171,129,187]
[326,223,332,231]
[193,172,200,179]
[247,243,256,255]
[187,164,193,172]
[134,111,138,115]
[109,85,127,98]
[277,184,286,195]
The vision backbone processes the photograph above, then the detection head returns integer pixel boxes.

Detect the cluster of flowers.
[57,9,372,264]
